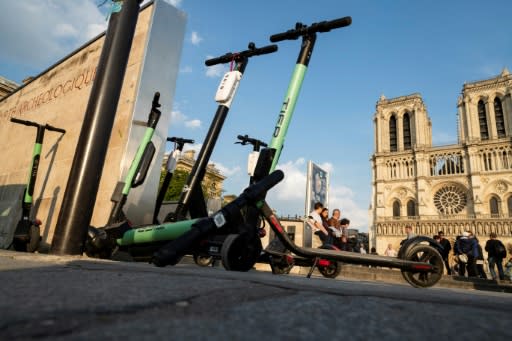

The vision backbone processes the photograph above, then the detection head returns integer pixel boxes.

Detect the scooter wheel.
[401,244,444,288]
[269,256,294,275]
[193,254,214,267]
[318,260,341,279]
[221,234,262,272]
[26,224,41,253]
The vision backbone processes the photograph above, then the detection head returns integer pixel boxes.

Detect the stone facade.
[370,69,512,260]
[0,76,18,99]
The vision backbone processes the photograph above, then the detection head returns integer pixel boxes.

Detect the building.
[162,150,226,199]
[370,68,512,258]
[0,76,18,99]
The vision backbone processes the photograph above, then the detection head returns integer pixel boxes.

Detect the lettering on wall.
[0,66,97,119]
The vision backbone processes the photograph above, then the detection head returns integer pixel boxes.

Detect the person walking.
[438,231,452,275]
[485,232,507,281]
[384,243,397,257]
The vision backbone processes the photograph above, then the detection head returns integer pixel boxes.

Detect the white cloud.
[191,31,202,45]
[184,119,201,128]
[54,23,78,39]
[170,109,202,129]
[180,66,193,73]
[205,63,227,78]
[0,1,106,69]
[162,0,182,7]
[213,163,241,177]
[183,143,202,156]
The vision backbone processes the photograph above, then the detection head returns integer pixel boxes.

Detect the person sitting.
[307,202,329,245]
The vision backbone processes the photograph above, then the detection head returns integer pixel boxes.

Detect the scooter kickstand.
[307,257,320,278]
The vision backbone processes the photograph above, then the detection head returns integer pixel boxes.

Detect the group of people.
[404,226,511,281]
[307,202,365,253]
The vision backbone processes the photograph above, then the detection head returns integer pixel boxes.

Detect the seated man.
[307,202,329,245]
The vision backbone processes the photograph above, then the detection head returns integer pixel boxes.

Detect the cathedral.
[370,69,512,256]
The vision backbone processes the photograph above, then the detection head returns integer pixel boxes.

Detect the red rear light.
[318,259,330,267]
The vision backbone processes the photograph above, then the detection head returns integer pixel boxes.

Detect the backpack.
[495,242,507,258]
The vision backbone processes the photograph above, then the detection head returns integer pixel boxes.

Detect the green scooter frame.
[9,117,66,252]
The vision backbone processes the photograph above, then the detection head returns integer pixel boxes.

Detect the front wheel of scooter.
[193,254,214,267]
[221,234,262,272]
[317,260,341,279]
[401,244,444,288]
[26,224,41,253]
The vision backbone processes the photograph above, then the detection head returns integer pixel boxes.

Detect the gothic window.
[494,97,506,138]
[389,115,397,152]
[392,200,400,218]
[490,196,500,217]
[433,185,467,215]
[406,200,416,217]
[403,113,411,150]
[508,196,512,217]
[478,100,489,140]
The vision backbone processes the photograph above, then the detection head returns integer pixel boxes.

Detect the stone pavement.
[1,250,511,340]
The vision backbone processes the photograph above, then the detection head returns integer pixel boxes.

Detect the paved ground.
[0,250,511,340]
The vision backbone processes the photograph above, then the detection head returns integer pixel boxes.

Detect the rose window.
[433,185,467,214]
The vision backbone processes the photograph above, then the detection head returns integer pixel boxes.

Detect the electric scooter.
[107,91,162,226]
[152,16,354,270]
[151,17,445,288]
[152,136,194,224]
[85,42,278,261]
[165,42,278,223]
[9,117,66,252]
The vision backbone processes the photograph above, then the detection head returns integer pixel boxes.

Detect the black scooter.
[152,136,194,224]
[9,117,66,252]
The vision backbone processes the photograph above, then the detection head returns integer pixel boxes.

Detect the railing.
[378,213,512,222]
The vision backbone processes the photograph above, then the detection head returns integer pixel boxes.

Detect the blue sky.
[1,0,511,231]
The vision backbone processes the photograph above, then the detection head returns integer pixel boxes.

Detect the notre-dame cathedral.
[370,68,512,256]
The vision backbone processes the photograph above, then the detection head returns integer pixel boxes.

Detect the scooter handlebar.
[11,117,65,133]
[10,117,39,128]
[167,137,195,144]
[45,124,66,134]
[236,134,268,147]
[270,16,352,42]
[205,42,278,66]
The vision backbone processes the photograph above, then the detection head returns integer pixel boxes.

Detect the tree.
[158,168,210,201]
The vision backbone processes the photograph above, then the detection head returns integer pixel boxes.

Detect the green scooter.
[9,117,66,252]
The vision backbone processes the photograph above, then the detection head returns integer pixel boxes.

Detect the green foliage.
[158,168,211,201]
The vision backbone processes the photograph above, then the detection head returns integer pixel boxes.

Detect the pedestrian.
[359,243,367,254]
[454,231,478,277]
[327,208,342,245]
[384,243,397,257]
[469,232,487,279]
[504,257,512,281]
[400,224,415,247]
[438,231,452,275]
[338,235,352,251]
[308,202,329,244]
[339,218,350,237]
[484,232,507,281]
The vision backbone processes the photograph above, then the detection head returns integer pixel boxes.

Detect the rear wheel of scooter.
[26,224,41,253]
[221,234,262,272]
[194,254,214,267]
[317,260,341,279]
[401,244,444,288]
[269,256,294,274]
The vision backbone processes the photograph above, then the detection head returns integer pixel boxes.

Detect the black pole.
[51,0,142,255]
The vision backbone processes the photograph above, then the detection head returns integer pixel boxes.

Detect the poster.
[305,161,329,215]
